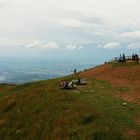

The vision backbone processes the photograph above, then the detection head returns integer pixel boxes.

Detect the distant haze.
[0,57,96,84]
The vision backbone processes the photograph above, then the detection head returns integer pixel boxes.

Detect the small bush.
[80,114,94,125]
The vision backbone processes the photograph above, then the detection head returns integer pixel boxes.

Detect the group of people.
[59,78,87,89]
[132,53,139,62]
[118,53,139,63]
[59,80,74,89]
[119,53,126,62]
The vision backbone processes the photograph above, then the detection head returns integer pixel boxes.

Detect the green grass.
[0,76,140,140]
[112,62,139,67]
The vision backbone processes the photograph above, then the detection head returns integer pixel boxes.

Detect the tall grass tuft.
[89,127,124,140]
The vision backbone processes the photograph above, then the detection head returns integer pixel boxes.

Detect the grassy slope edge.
[0,63,140,140]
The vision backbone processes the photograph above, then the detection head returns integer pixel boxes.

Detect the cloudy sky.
[0,0,140,63]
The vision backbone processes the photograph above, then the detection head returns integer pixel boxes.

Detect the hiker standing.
[123,53,125,62]
[74,68,76,75]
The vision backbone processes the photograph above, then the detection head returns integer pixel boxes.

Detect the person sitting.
[68,81,74,88]
[59,80,68,89]
[63,80,69,89]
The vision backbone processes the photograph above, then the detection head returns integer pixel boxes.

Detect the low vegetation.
[0,64,140,140]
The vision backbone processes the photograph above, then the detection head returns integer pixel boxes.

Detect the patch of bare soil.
[79,64,140,104]
[136,118,140,126]
[125,128,140,137]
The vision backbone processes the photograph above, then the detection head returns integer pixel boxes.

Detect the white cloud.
[59,18,83,28]
[127,43,140,49]
[0,37,58,51]
[0,0,140,56]
[43,42,58,49]
[26,40,42,48]
[127,44,134,49]
[66,44,83,50]
[26,40,58,50]
[78,46,84,49]
[66,44,77,50]
[120,31,140,41]
[102,42,120,49]
[0,37,31,48]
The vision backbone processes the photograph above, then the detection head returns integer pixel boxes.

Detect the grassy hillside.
[0,63,140,140]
